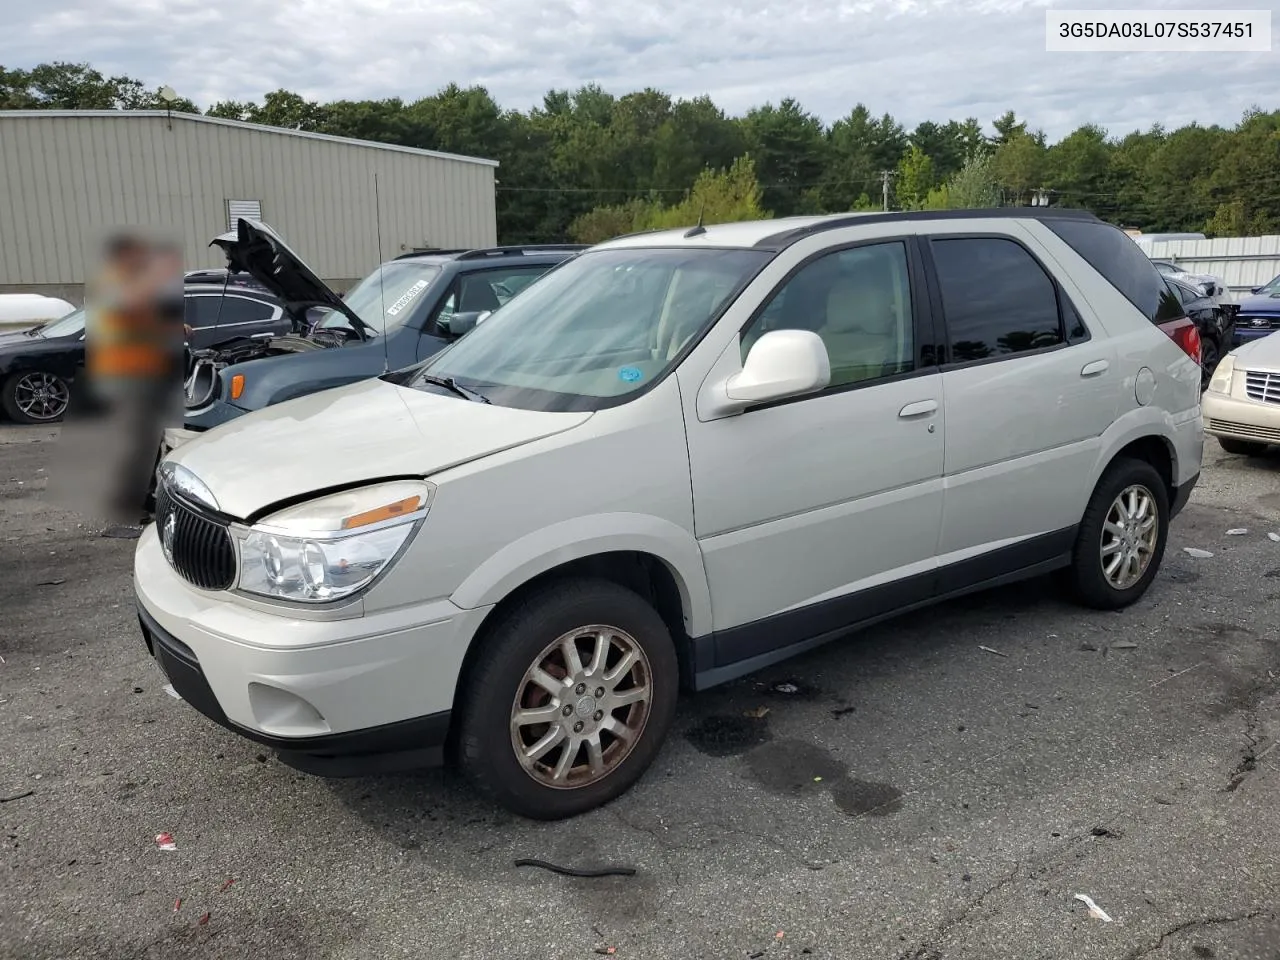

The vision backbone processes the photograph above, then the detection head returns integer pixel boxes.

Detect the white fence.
[1137,235,1280,294]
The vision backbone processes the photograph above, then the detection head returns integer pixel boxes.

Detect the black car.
[181,219,583,433]
[1164,277,1236,388]
[0,283,290,424]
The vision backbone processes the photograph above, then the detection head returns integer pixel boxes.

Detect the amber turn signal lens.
[230,374,245,400]
[341,495,423,530]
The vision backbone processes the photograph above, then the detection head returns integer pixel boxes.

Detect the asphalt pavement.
[2,424,1280,960]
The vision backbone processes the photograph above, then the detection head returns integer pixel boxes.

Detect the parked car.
[0,293,75,328]
[136,208,1202,819]
[1230,272,1280,346]
[1150,259,1231,303]
[0,283,289,424]
[1163,277,1235,387]
[173,219,583,445]
[1203,331,1280,455]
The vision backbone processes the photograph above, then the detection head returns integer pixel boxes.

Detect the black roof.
[394,244,587,264]
[754,207,1103,249]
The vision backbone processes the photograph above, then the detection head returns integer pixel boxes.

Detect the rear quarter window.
[1043,219,1182,324]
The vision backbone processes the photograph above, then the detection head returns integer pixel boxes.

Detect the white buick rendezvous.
[135,209,1203,819]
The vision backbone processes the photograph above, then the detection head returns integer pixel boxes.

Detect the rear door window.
[928,237,1064,363]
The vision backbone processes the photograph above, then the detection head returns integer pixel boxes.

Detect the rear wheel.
[1218,437,1268,457]
[457,578,679,819]
[1066,458,1169,610]
[2,371,70,423]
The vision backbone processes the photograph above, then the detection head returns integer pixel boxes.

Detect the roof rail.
[454,244,588,261]
[394,248,469,260]
[753,206,1102,249]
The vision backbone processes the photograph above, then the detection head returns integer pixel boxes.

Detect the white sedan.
[1203,332,1280,455]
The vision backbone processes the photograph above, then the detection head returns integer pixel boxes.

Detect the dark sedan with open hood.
[176,219,583,445]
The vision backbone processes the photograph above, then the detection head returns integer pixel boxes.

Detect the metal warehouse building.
[0,110,499,302]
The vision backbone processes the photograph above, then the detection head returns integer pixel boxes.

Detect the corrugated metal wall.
[1141,235,1280,294]
[0,111,497,288]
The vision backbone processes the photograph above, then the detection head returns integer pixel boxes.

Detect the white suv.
[134,210,1203,819]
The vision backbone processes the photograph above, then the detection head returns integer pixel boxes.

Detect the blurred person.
[53,232,184,533]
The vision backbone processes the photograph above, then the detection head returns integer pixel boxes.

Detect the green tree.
[993,132,1047,204]
[943,152,1001,208]
[895,144,936,210]
[249,90,327,130]
[739,99,827,216]
[819,105,906,211]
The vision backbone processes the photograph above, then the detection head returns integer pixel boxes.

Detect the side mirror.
[443,310,488,337]
[1252,287,1262,295]
[712,330,830,414]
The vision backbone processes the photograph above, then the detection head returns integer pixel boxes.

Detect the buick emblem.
[161,511,177,564]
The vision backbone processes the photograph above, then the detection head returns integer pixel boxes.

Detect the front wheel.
[1066,458,1169,610]
[457,578,678,819]
[2,371,70,423]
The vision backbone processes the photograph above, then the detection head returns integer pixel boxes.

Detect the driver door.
[685,239,945,662]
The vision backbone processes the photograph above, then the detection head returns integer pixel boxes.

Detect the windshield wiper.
[418,373,490,403]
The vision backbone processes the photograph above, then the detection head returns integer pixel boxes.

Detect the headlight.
[1207,353,1235,395]
[236,480,432,603]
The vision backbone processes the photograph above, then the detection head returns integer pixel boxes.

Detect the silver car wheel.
[509,623,653,790]
[1099,483,1158,590]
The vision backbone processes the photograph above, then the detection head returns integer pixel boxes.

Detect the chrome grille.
[155,484,237,590]
[1244,370,1280,405]
[1207,418,1280,444]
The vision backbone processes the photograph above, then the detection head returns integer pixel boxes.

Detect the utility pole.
[880,170,896,211]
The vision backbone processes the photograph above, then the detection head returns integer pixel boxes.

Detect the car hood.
[211,219,373,338]
[166,376,593,519]
[1232,330,1280,368]
[1236,293,1280,315]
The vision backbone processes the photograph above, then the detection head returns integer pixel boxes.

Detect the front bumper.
[1232,326,1279,347]
[1203,389,1280,446]
[133,525,491,776]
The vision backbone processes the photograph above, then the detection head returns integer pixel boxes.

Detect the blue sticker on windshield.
[618,366,643,383]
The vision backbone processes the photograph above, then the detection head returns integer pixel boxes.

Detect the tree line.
[3,61,1278,243]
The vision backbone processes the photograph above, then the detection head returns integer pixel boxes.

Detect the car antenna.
[374,172,390,375]
[683,202,707,238]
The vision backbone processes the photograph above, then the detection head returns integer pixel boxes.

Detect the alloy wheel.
[1099,483,1159,590]
[13,372,69,421]
[509,624,653,789]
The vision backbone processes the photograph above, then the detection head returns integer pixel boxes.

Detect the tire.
[2,370,70,424]
[457,578,679,820]
[1199,337,1220,391]
[1218,437,1268,457]
[1066,458,1169,611]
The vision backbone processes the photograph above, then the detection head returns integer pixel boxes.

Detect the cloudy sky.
[4,0,1277,140]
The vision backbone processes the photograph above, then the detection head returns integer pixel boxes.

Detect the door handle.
[898,399,938,418]
[1080,360,1110,377]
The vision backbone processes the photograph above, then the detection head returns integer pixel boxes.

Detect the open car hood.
[211,219,372,338]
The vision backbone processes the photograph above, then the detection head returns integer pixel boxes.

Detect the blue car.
[1232,273,1280,346]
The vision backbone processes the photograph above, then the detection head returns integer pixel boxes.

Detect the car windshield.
[31,307,86,338]
[413,247,771,411]
[1258,275,1280,296]
[315,261,442,336]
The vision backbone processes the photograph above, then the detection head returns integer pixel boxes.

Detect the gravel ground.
[2,425,1280,960]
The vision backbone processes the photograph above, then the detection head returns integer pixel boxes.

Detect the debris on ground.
[749,952,765,959]
[36,578,65,586]
[831,706,856,718]
[1270,533,1280,543]
[776,930,785,941]
[1073,893,1113,922]
[0,790,34,803]
[744,706,771,719]
[592,948,617,956]
[771,681,800,695]
[1183,547,1214,558]
[1110,641,1138,650]
[1080,642,1099,652]
[1154,796,1174,805]
[1227,528,1248,536]
[155,832,177,851]
[219,877,235,892]
[978,645,1009,658]
[1090,826,1119,838]
[514,858,636,878]
[197,911,210,926]
[173,898,182,912]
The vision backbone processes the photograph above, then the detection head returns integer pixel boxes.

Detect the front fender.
[450,512,713,638]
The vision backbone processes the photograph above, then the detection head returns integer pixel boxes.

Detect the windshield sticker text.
[386,280,429,317]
